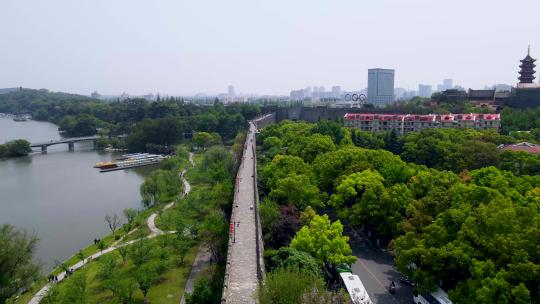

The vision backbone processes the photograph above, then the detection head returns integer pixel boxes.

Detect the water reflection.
[0,118,150,272]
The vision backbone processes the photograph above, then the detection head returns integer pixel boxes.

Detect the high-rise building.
[332,86,342,98]
[304,86,312,98]
[394,88,406,100]
[290,89,305,101]
[418,84,433,98]
[228,85,236,99]
[368,68,395,105]
[443,79,453,90]
[437,84,445,92]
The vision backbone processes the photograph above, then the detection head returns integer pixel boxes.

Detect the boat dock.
[95,153,166,172]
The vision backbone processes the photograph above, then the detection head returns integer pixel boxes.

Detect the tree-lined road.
[347,228,413,304]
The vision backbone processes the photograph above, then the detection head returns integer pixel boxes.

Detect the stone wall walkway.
[221,122,260,303]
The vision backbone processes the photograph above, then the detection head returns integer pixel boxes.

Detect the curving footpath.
[29,152,194,304]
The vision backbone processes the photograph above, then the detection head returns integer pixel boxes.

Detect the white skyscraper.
[368,68,395,105]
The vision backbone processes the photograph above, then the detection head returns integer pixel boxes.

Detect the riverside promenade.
[29,153,194,304]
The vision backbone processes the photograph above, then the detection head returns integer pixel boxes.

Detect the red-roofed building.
[343,113,500,134]
[499,142,540,155]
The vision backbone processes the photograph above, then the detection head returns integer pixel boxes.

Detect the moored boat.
[96,153,167,172]
[93,161,118,169]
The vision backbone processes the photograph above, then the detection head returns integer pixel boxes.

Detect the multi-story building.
[290,89,305,101]
[368,68,395,105]
[227,85,236,102]
[344,113,500,134]
[332,86,342,99]
[418,84,433,98]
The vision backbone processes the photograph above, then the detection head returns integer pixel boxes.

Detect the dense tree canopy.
[0,139,32,157]
[290,214,356,266]
[0,88,261,152]
[257,120,540,303]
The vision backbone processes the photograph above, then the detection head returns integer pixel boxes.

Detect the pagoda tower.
[518,46,536,84]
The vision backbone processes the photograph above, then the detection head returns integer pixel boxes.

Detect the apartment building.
[344,113,500,134]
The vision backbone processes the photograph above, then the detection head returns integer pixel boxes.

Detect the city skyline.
[1,0,539,96]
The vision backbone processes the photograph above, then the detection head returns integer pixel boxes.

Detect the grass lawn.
[51,237,198,304]
[12,204,164,304]
[9,278,46,304]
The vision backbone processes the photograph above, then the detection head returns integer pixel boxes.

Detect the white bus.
[339,272,373,304]
[413,287,452,304]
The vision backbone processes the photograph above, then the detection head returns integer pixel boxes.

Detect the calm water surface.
[0,116,153,272]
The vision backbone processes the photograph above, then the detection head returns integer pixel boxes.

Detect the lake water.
[0,116,153,272]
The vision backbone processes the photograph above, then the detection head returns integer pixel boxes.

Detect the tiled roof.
[500,142,540,154]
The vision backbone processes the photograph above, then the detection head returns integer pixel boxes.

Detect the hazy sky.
[1,0,539,96]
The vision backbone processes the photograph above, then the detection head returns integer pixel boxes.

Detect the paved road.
[180,246,211,304]
[348,228,413,304]
[222,123,259,303]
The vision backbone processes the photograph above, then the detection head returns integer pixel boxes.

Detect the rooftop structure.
[344,113,500,134]
[439,89,468,101]
[468,89,495,102]
[499,142,540,155]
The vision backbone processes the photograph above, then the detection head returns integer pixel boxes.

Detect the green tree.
[192,132,221,150]
[129,239,153,267]
[1,139,32,157]
[198,210,228,263]
[185,276,219,304]
[96,240,106,253]
[118,245,129,265]
[76,249,85,264]
[40,284,61,304]
[351,129,385,149]
[123,208,137,226]
[262,155,311,189]
[301,134,336,163]
[140,169,182,207]
[454,140,500,171]
[290,214,356,266]
[172,235,192,265]
[135,262,160,303]
[265,247,321,277]
[330,170,411,237]
[258,268,326,304]
[310,120,346,145]
[63,270,87,304]
[0,225,40,303]
[260,199,280,237]
[269,174,321,210]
